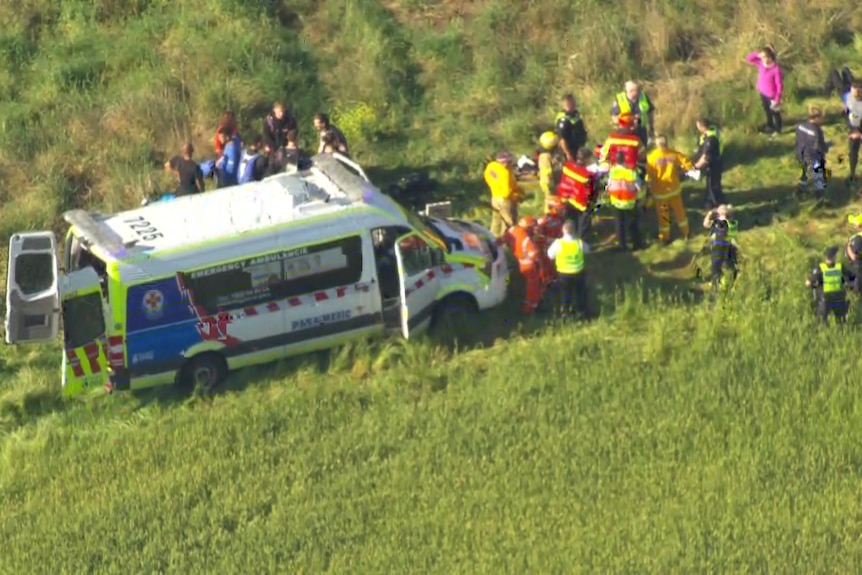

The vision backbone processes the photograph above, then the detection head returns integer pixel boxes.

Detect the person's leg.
[557,274,574,317]
[841,67,854,92]
[574,273,589,318]
[631,206,643,249]
[490,199,503,237]
[655,198,671,242]
[815,298,828,322]
[849,137,860,180]
[615,206,627,249]
[773,107,783,133]
[826,68,842,95]
[760,93,775,131]
[522,269,542,313]
[576,207,592,240]
[710,168,726,205]
[669,194,689,239]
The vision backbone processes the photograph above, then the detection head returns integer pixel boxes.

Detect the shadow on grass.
[724,136,791,170]
[0,388,68,432]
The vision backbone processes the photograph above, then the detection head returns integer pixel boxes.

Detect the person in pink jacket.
[746,46,784,137]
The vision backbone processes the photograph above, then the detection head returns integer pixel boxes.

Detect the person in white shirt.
[546,220,591,318]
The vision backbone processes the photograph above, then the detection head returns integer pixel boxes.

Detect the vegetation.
[2,0,862,571]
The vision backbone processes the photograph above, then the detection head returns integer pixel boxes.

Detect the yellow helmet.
[539,131,559,151]
[848,213,862,226]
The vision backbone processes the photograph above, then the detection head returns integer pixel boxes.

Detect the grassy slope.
[3,0,862,570]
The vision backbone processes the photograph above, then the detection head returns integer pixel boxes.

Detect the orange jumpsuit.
[502,225,545,313]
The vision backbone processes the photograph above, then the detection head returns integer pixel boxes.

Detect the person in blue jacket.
[215,127,241,188]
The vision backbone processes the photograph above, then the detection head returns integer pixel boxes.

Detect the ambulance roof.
[64,154,408,264]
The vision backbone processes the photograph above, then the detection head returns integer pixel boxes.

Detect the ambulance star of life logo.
[143,289,165,320]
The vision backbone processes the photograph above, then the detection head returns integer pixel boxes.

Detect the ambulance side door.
[5,231,60,344]
[393,232,440,339]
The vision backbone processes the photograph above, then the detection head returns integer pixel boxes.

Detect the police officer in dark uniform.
[555,94,588,164]
[845,213,862,293]
[795,106,829,203]
[693,117,726,210]
[806,245,854,323]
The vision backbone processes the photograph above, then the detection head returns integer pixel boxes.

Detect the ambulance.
[4,154,509,395]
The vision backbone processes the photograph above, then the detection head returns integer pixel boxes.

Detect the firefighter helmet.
[618,112,636,127]
[539,131,559,151]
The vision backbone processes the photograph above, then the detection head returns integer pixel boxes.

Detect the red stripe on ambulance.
[82,342,102,373]
[66,349,85,377]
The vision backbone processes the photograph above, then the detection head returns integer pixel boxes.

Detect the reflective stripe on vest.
[555,111,581,126]
[562,165,589,183]
[616,92,649,120]
[727,219,738,240]
[820,262,842,293]
[698,127,724,155]
[555,238,584,274]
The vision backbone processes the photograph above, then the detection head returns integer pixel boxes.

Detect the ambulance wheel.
[179,352,227,393]
[431,294,479,343]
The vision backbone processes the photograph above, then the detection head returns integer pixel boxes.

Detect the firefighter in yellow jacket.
[484,151,525,236]
[645,135,694,243]
[536,131,559,212]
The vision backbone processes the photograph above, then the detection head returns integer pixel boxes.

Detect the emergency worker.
[645,135,693,243]
[600,113,645,250]
[693,117,726,210]
[536,131,560,212]
[845,213,862,293]
[537,197,566,285]
[805,245,854,323]
[841,81,862,183]
[263,101,299,174]
[546,220,590,319]
[702,204,740,294]
[499,216,545,314]
[484,151,525,237]
[796,106,829,203]
[610,81,655,146]
[556,147,598,239]
[555,94,588,163]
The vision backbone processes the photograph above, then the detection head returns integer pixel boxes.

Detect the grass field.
[3,0,862,571]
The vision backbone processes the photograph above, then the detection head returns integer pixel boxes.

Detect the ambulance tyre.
[178,352,228,393]
[431,293,479,344]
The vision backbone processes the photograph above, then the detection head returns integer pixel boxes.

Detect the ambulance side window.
[398,236,433,276]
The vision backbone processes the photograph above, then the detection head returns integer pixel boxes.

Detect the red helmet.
[618,112,636,127]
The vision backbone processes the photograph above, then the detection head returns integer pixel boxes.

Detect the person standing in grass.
[262,101,298,175]
[845,213,862,294]
[546,220,590,319]
[693,117,726,210]
[555,94,588,163]
[215,127,241,188]
[795,106,829,203]
[313,113,349,156]
[610,81,655,147]
[600,113,645,251]
[703,204,739,295]
[745,46,784,137]
[840,80,862,184]
[535,131,561,212]
[806,245,854,323]
[164,142,205,197]
[645,135,693,244]
[556,147,598,241]
[485,151,524,237]
[214,110,239,156]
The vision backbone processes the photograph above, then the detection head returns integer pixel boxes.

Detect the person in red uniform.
[499,216,545,314]
[556,147,598,240]
[600,112,645,250]
[537,197,566,285]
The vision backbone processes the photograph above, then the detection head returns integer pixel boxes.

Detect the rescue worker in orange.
[499,216,545,314]
[645,135,693,243]
[536,197,567,285]
[484,151,525,237]
[556,147,598,240]
[600,113,646,250]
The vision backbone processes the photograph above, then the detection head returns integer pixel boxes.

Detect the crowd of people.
[161,102,351,199]
[486,50,862,323]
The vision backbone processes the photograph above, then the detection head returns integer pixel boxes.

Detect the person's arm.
[599,140,611,162]
[677,151,695,173]
[805,268,821,288]
[194,166,205,193]
[262,118,277,152]
[610,100,620,124]
[694,138,713,169]
[538,153,553,196]
[547,239,559,259]
[581,241,591,254]
[555,117,573,162]
[645,94,656,136]
[745,51,761,65]
[224,143,239,177]
[703,211,714,229]
[773,66,784,104]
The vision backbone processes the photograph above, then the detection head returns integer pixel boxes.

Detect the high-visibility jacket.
[601,131,641,209]
[502,226,538,268]
[615,91,650,124]
[555,238,585,274]
[820,262,843,293]
[645,148,694,199]
[698,127,724,155]
[556,161,595,211]
[484,160,524,201]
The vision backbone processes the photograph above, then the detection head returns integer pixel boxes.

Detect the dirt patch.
[382,0,489,32]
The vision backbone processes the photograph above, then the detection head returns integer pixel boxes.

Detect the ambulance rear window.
[63,292,106,348]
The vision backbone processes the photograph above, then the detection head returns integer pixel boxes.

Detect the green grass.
[3,0,862,571]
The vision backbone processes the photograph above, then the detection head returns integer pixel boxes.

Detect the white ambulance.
[4,153,509,395]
